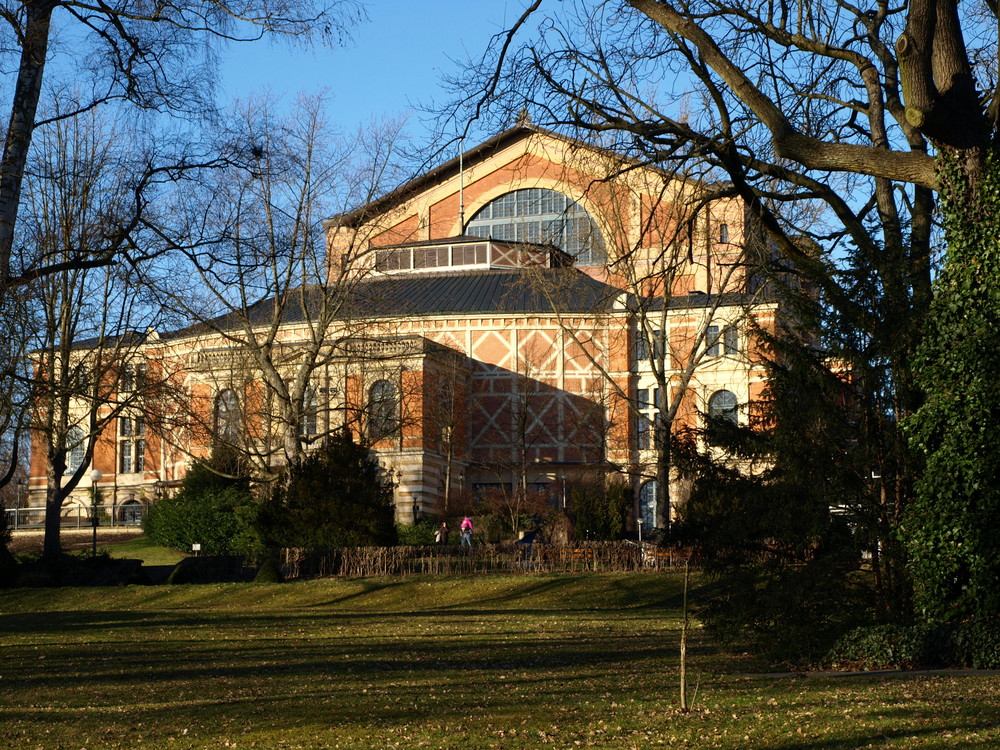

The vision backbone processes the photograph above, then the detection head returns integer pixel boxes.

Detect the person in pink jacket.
[460,516,474,547]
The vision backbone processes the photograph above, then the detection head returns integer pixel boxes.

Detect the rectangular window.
[119,441,132,474]
[119,416,145,473]
[636,417,650,450]
[635,331,662,362]
[707,325,721,357]
[453,243,488,265]
[635,336,648,361]
[724,326,739,355]
[375,248,409,272]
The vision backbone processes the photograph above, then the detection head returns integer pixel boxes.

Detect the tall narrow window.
[639,480,658,529]
[636,416,651,450]
[119,416,146,474]
[706,325,721,357]
[636,387,660,452]
[723,326,739,355]
[719,223,730,243]
[300,386,318,437]
[215,389,242,444]
[120,362,146,394]
[65,426,86,475]
[367,379,397,443]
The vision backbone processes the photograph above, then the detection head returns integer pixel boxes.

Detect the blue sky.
[219,2,528,143]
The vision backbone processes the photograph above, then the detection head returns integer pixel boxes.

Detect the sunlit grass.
[2,575,998,748]
[99,534,188,566]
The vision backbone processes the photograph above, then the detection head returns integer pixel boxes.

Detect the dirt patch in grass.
[8,528,145,556]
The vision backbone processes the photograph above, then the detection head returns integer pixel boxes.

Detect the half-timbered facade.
[29,124,776,528]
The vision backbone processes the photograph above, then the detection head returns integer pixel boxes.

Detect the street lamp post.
[560,475,567,510]
[637,517,644,544]
[90,468,102,557]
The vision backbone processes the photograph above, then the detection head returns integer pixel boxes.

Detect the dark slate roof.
[163,268,624,340]
[342,268,619,318]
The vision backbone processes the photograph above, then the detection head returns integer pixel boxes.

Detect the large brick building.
[30,124,775,528]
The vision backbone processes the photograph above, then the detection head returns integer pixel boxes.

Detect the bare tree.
[0,1,362,297]
[23,106,176,558]
[446,0,990,613]
[155,97,413,479]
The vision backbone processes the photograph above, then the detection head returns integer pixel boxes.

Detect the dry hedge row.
[277,541,694,579]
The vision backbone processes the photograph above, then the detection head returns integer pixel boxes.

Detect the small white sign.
[191,543,201,552]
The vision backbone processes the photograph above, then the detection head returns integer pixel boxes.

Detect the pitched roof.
[163,267,623,341]
[340,268,618,318]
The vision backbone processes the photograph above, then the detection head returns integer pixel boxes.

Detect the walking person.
[435,521,449,545]
[460,516,474,547]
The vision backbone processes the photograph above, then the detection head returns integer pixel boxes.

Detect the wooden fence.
[277,541,695,580]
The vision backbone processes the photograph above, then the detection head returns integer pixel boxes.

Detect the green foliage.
[396,520,436,546]
[253,556,285,583]
[675,312,875,659]
[144,448,258,556]
[257,429,397,549]
[905,149,1000,623]
[828,619,1000,670]
[572,478,628,541]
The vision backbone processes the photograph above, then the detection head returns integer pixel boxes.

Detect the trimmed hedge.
[827,620,1000,670]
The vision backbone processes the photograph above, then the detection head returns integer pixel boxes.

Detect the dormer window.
[372,238,571,275]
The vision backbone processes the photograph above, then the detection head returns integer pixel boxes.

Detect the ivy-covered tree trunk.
[905,149,1000,622]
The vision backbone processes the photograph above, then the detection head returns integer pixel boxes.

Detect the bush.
[145,449,259,556]
[572,478,629,541]
[827,620,1000,670]
[396,521,436,546]
[257,429,397,549]
[253,555,284,583]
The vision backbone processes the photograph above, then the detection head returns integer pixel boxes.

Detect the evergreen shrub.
[828,620,1000,669]
[144,448,258,555]
[257,429,397,549]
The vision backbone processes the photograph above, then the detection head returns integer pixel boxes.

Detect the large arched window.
[639,480,658,529]
[215,389,242,444]
[65,425,86,475]
[708,390,738,425]
[367,379,397,443]
[465,188,606,265]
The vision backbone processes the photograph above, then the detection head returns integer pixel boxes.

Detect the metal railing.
[6,504,148,531]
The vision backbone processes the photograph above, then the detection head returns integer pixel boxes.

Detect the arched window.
[65,425,86,475]
[639,480,658,529]
[708,389,738,426]
[215,389,242,444]
[466,188,607,265]
[367,379,397,443]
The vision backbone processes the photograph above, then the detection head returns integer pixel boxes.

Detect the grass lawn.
[99,534,188,566]
[1,575,999,749]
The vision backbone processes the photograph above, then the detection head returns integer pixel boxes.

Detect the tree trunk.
[656,428,671,531]
[42,465,64,560]
[0,1,55,290]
